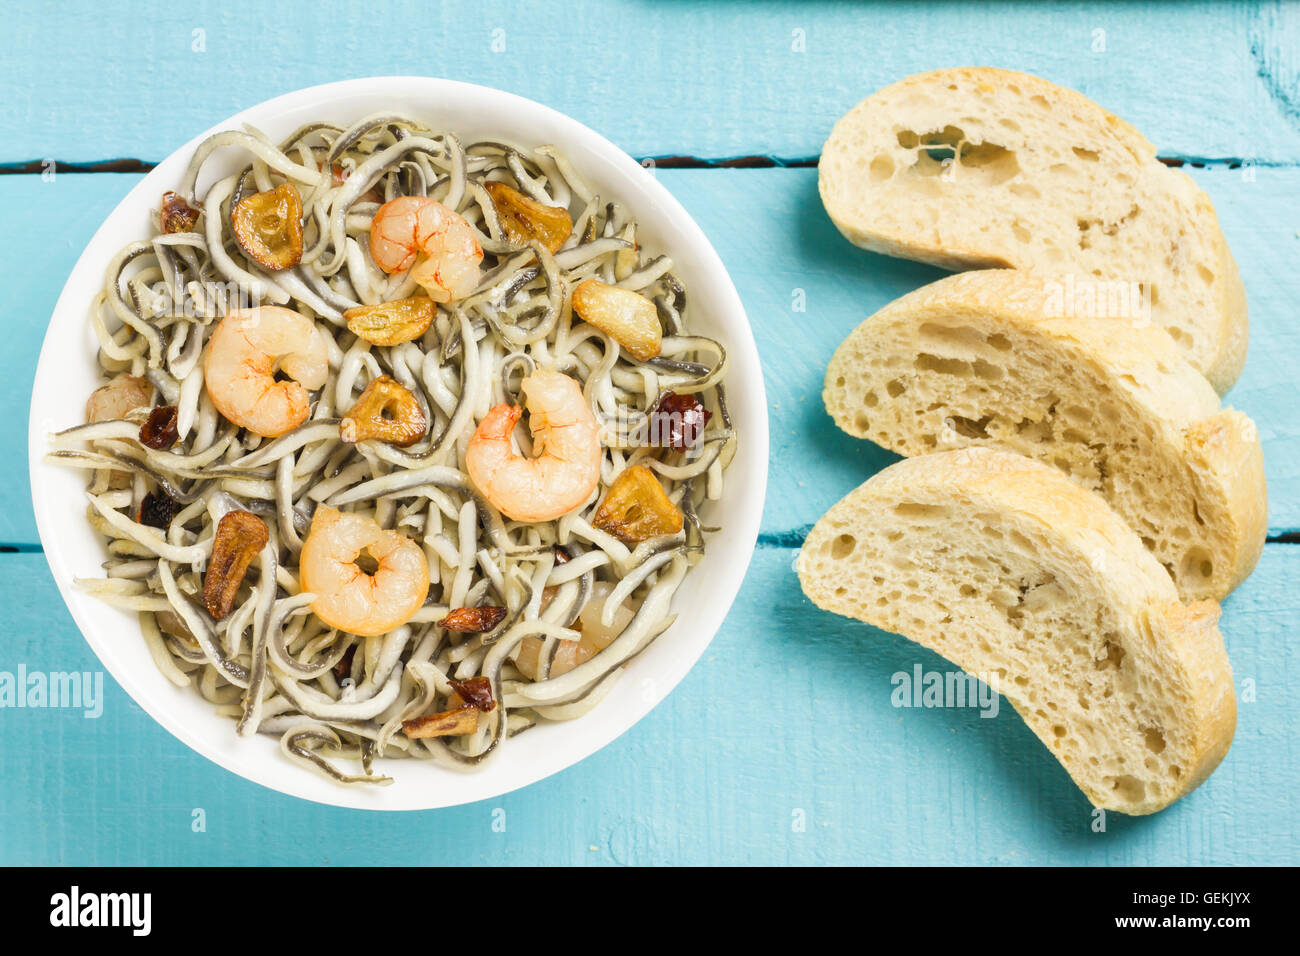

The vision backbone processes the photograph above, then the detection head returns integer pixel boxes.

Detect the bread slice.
[797,448,1236,814]
[823,269,1266,602]
[819,67,1248,393]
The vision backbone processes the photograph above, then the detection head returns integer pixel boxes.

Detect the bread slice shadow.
[790,170,947,315]
[776,562,1169,845]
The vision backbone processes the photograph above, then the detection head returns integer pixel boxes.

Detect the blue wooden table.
[2,1,1297,865]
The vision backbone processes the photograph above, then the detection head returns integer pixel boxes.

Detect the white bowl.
[28,77,768,810]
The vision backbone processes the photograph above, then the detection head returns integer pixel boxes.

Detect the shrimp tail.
[478,403,523,441]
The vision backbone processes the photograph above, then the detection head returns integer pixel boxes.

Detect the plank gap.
[646,155,819,169]
[3,534,1300,553]
[5,154,1297,176]
[752,530,1300,550]
[0,158,156,175]
[757,527,814,549]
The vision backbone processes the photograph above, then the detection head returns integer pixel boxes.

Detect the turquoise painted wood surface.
[4,1,1300,163]
[1,544,1295,866]
[1,0,1298,866]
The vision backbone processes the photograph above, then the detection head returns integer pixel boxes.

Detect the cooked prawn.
[515,581,636,680]
[203,306,329,438]
[84,374,155,487]
[299,506,430,637]
[369,196,483,302]
[466,369,601,523]
[85,374,153,423]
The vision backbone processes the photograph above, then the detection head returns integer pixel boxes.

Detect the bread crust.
[1183,409,1268,595]
[1145,601,1237,802]
[1208,206,1251,393]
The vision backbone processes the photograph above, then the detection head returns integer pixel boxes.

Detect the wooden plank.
[1,2,1299,164]
[4,0,1297,872]
[1,543,1295,864]
[4,165,1297,543]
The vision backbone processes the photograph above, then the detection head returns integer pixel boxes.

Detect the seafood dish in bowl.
[30,78,766,807]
